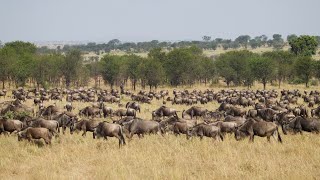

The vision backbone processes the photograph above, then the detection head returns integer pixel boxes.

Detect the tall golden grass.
[0,84,320,179]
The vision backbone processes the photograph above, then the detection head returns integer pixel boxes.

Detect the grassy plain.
[1,83,320,179]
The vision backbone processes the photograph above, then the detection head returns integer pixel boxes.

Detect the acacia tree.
[262,51,294,88]
[99,55,122,89]
[214,50,254,87]
[138,58,165,90]
[250,56,276,90]
[294,56,314,87]
[0,46,16,89]
[289,35,318,56]
[4,41,37,87]
[125,54,143,90]
[62,50,83,88]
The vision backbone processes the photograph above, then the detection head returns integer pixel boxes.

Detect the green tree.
[3,41,37,87]
[142,59,165,90]
[235,35,251,49]
[272,34,285,49]
[262,51,294,88]
[287,34,298,42]
[214,50,254,87]
[293,56,314,87]
[250,56,276,90]
[125,54,143,90]
[62,50,83,88]
[289,35,318,56]
[100,55,122,88]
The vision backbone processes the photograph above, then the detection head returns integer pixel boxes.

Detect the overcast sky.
[0,0,319,42]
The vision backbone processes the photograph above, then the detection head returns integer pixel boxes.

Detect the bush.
[310,79,318,86]
[289,77,305,85]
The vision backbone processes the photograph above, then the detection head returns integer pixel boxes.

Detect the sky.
[0,0,319,43]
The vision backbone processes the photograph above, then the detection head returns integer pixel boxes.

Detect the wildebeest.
[126,102,141,113]
[152,106,178,120]
[0,118,24,135]
[187,123,224,141]
[182,106,208,119]
[28,118,60,136]
[79,106,102,118]
[282,116,320,134]
[70,119,100,138]
[93,121,126,147]
[124,118,163,139]
[234,118,282,143]
[172,119,197,136]
[18,127,52,144]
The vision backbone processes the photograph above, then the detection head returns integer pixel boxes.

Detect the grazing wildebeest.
[64,103,74,112]
[93,121,126,147]
[39,105,61,119]
[18,127,52,144]
[28,118,60,136]
[125,119,163,139]
[187,123,224,141]
[234,118,282,143]
[70,119,100,138]
[172,119,197,136]
[152,106,178,120]
[257,108,278,121]
[283,116,320,134]
[126,102,141,113]
[52,113,76,134]
[210,121,238,135]
[0,118,24,135]
[182,106,208,119]
[79,106,102,118]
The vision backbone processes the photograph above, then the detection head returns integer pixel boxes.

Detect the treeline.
[0,35,319,90]
[36,34,320,54]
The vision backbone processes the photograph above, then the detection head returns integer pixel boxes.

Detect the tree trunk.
[278,79,281,89]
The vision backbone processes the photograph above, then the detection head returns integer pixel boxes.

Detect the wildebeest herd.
[0,87,320,148]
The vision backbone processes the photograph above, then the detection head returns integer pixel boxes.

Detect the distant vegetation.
[0,35,319,90]
[35,34,320,54]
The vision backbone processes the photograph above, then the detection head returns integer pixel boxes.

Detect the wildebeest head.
[234,126,247,141]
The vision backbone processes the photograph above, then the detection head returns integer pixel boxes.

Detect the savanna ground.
[1,83,320,179]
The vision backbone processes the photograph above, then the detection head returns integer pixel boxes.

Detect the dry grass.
[1,85,320,179]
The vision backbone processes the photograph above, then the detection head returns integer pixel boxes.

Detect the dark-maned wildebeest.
[79,106,102,118]
[210,121,238,135]
[52,113,76,134]
[0,118,24,135]
[18,127,52,144]
[39,105,61,119]
[182,106,208,119]
[125,119,162,139]
[70,119,100,138]
[283,116,320,134]
[234,118,282,143]
[187,123,224,141]
[93,121,126,147]
[126,102,141,113]
[152,106,178,120]
[257,108,278,121]
[172,119,197,136]
[29,118,60,136]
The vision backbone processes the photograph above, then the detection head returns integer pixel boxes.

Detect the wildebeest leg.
[82,127,87,137]
[44,137,51,145]
[267,135,271,142]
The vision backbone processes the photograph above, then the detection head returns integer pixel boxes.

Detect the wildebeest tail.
[119,126,126,145]
[57,122,60,133]
[276,126,282,143]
